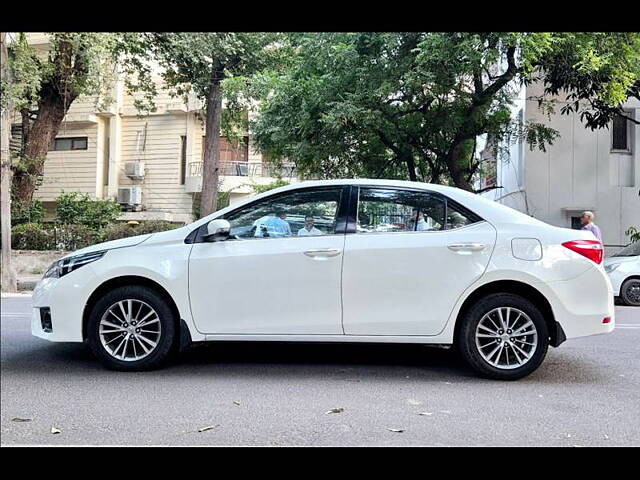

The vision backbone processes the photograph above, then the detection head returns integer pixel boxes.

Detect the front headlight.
[43,251,107,279]
[604,263,620,274]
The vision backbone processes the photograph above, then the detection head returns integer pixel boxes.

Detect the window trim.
[188,185,351,244]
[49,136,89,151]
[611,110,634,154]
[348,185,484,235]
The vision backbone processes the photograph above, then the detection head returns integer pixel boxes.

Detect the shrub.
[11,199,45,226]
[55,192,121,229]
[11,223,54,250]
[11,223,98,251]
[135,220,177,235]
[100,221,178,243]
[100,223,140,242]
[52,224,98,251]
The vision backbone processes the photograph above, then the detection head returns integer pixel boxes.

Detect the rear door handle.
[303,248,341,258]
[447,243,486,252]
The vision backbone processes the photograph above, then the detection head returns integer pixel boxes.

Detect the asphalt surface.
[1,294,639,446]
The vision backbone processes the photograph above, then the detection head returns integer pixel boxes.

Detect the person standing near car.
[580,211,603,243]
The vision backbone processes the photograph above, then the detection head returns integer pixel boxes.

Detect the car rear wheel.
[87,285,176,371]
[620,278,640,306]
[457,293,549,380]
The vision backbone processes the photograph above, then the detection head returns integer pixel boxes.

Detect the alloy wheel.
[475,307,538,370]
[99,299,162,362]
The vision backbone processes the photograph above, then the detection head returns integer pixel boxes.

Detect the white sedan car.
[32,179,614,380]
[604,241,640,306]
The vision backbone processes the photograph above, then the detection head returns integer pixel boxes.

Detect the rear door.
[341,186,497,336]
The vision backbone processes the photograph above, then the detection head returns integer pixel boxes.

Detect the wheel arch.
[453,279,564,347]
[82,275,182,342]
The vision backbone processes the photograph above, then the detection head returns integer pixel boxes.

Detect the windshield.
[613,241,640,257]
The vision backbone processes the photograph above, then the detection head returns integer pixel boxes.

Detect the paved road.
[1,294,639,446]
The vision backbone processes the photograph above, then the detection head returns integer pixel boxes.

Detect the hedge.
[12,221,179,251]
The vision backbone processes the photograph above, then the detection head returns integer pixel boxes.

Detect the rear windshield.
[613,241,640,257]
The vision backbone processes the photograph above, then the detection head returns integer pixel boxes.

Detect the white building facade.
[480,81,640,253]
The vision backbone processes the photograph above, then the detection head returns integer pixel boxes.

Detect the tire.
[620,278,640,307]
[457,293,549,380]
[87,285,177,371]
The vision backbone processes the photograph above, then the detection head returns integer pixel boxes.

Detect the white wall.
[483,81,640,250]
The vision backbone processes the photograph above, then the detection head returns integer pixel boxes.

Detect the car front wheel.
[87,285,176,371]
[457,293,549,380]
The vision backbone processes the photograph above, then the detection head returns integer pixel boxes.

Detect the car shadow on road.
[1,339,612,385]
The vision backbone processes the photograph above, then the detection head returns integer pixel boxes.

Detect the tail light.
[562,240,604,265]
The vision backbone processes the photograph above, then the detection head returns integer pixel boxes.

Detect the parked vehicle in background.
[31,179,615,380]
[604,242,640,306]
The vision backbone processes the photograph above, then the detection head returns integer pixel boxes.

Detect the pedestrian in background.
[580,211,603,243]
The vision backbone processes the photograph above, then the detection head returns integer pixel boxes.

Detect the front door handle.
[303,248,341,258]
[447,243,486,253]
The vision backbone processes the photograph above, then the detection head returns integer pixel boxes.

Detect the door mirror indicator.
[204,219,231,242]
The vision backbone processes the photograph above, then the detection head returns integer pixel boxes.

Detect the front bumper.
[31,265,100,342]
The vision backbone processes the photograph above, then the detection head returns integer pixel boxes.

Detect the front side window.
[223,187,343,239]
[356,188,480,233]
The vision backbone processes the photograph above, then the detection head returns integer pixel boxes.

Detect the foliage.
[11,223,54,250]
[250,33,640,191]
[536,33,640,129]
[11,223,98,251]
[100,221,178,242]
[11,198,45,226]
[53,224,98,250]
[626,226,640,243]
[55,192,121,230]
[252,179,290,195]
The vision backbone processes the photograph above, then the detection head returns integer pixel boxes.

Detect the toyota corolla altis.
[32,179,615,380]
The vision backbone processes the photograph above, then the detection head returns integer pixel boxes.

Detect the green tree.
[2,33,131,205]
[122,33,289,217]
[251,33,640,191]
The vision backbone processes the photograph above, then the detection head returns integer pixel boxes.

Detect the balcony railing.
[188,161,297,179]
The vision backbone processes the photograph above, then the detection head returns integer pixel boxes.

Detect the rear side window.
[356,187,481,233]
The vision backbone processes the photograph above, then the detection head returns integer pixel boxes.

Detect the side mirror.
[204,219,231,242]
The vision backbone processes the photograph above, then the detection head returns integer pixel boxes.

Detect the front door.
[341,187,497,336]
[188,186,347,335]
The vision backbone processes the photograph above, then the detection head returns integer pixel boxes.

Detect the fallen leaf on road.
[418,412,433,416]
[12,418,32,422]
[604,435,609,440]
[50,426,61,434]
[325,407,344,414]
[387,428,404,433]
[198,425,218,432]
[407,399,422,406]
[233,401,241,406]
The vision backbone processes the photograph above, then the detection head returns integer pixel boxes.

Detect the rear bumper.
[539,264,615,340]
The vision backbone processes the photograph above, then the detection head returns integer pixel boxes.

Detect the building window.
[611,112,631,152]
[570,216,582,230]
[180,136,187,185]
[201,136,249,163]
[49,137,88,151]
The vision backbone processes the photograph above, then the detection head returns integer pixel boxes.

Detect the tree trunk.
[404,152,417,182]
[199,67,224,218]
[12,81,75,204]
[1,32,17,292]
[446,141,474,191]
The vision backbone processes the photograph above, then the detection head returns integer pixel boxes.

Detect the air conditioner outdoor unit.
[125,161,145,180]
[117,187,142,205]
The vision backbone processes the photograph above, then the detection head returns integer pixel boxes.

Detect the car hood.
[62,233,154,259]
